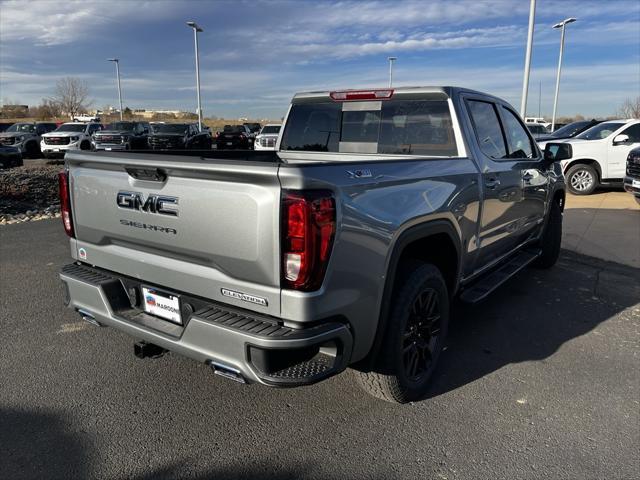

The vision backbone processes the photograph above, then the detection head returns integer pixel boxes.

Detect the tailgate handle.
[125,167,167,182]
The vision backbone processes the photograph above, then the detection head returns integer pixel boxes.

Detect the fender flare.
[563,158,602,179]
[358,219,463,370]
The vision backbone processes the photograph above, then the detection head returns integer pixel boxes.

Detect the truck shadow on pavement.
[0,408,92,480]
[426,250,640,400]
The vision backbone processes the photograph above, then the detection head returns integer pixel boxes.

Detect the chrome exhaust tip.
[208,361,246,384]
[76,308,104,327]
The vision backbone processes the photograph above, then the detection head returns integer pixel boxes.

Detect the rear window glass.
[281,100,457,156]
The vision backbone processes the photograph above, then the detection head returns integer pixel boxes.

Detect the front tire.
[566,164,598,195]
[357,263,449,403]
[80,140,91,151]
[533,199,562,268]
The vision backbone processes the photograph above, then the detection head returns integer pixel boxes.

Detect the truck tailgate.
[66,152,282,316]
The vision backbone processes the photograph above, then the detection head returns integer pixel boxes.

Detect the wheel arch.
[564,158,602,180]
[356,219,462,370]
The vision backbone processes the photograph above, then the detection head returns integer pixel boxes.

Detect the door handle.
[485,178,501,189]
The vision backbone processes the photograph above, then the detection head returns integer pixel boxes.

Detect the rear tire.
[357,262,449,403]
[533,199,562,269]
[566,164,598,195]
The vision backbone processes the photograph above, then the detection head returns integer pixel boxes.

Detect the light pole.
[387,56,397,88]
[551,17,576,131]
[520,0,536,117]
[107,58,123,121]
[187,21,203,132]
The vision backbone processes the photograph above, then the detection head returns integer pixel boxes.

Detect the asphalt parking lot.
[1,218,638,480]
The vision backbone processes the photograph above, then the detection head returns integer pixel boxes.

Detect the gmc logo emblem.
[116,191,179,216]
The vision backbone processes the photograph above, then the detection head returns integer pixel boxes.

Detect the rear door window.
[280,99,458,156]
[467,100,507,159]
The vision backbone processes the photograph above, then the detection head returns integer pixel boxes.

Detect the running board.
[460,249,541,304]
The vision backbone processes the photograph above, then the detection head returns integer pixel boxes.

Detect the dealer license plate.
[632,179,640,188]
[105,147,112,151]
[142,287,182,324]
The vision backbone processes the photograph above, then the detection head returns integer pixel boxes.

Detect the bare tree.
[30,98,63,120]
[617,97,640,119]
[52,77,91,119]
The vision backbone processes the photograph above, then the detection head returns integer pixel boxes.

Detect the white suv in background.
[543,119,640,195]
[253,124,281,151]
[40,122,102,158]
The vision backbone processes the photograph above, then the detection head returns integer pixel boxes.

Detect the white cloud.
[0,0,179,46]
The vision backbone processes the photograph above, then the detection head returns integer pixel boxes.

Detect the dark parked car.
[536,119,603,142]
[93,121,150,151]
[148,123,212,150]
[0,145,22,168]
[526,123,549,139]
[0,122,57,157]
[243,122,261,135]
[216,124,253,149]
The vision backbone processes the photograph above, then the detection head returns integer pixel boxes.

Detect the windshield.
[151,124,188,134]
[224,125,245,134]
[260,126,281,135]
[281,99,458,156]
[551,121,591,138]
[575,122,624,140]
[6,123,35,133]
[55,124,87,132]
[107,122,135,131]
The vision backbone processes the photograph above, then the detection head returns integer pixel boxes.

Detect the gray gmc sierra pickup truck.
[59,87,569,403]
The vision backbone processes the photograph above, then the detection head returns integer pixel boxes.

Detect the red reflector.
[330,89,394,101]
[281,191,336,291]
[58,171,74,238]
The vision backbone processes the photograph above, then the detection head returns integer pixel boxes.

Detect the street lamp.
[186,21,203,132]
[387,56,397,88]
[107,58,123,121]
[551,17,576,131]
[520,0,536,116]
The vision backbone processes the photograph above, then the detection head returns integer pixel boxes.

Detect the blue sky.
[1,0,639,120]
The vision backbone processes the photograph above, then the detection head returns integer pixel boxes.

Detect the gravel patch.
[0,165,62,225]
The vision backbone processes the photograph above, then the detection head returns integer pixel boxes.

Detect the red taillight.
[58,171,74,237]
[281,191,335,291]
[330,89,394,101]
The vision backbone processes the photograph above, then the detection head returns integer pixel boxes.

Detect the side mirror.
[613,134,629,145]
[544,142,572,163]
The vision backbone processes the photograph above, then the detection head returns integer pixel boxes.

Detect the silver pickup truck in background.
[59,86,569,403]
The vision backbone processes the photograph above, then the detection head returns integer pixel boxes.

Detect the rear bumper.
[60,263,352,387]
